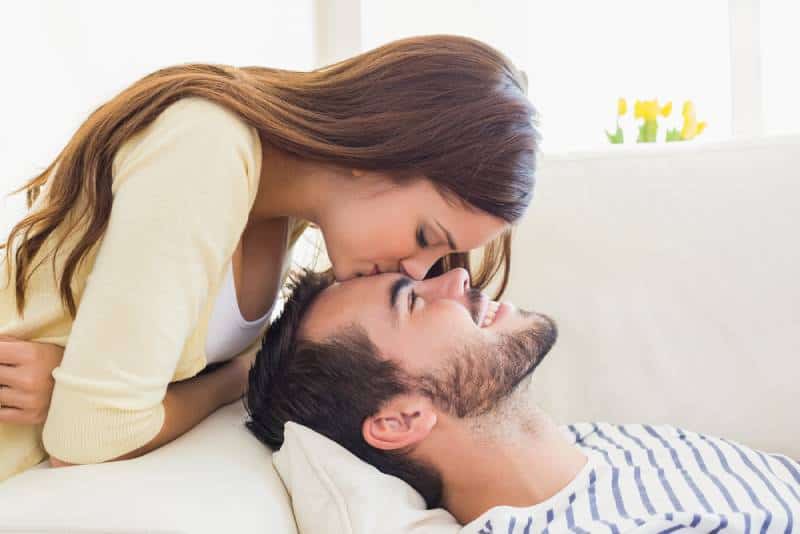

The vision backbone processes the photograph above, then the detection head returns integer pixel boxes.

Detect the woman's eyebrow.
[435,219,458,250]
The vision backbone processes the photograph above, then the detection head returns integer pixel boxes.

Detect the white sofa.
[509,134,800,461]
[0,403,298,533]
[1,135,797,531]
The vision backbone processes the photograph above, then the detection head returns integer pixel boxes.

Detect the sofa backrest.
[508,135,800,458]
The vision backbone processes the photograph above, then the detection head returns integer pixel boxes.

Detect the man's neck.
[432,416,587,526]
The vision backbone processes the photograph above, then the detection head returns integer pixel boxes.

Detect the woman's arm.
[50,352,253,467]
[115,352,252,461]
[42,98,262,465]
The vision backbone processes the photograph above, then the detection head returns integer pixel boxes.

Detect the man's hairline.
[293,278,389,356]
[298,318,391,361]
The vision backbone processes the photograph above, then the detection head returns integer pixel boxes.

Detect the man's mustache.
[467,288,483,324]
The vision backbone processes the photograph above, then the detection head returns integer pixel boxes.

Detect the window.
[761,1,800,135]
[361,0,731,152]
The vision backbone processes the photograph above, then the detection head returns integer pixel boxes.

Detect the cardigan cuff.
[42,382,165,465]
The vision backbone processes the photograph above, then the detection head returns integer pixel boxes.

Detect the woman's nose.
[399,255,438,281]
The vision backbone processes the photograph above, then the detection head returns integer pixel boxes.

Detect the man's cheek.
[416,323,473,354]
[395,335,449,373]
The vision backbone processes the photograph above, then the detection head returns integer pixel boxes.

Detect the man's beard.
[415,312,558,420]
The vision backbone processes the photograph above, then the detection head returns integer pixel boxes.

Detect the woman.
[0,35,537,481]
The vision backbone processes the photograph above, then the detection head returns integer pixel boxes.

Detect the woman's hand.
[0,336,64,425]
[218,351,257,406]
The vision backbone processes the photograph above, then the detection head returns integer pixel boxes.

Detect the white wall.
[0,0,314,239]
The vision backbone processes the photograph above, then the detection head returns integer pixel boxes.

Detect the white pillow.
[273,422,461,534]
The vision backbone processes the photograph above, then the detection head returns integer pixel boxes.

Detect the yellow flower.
[634,100,646,119]
[635,99,672,121]
[680,100,707,140]
[635,99,658,120]
[617,98,627,116]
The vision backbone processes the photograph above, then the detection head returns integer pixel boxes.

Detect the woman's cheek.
[324,223,365,276]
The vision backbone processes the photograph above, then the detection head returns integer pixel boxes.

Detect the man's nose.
[425,267,470,299]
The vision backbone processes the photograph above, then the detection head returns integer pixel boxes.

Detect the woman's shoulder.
[143,97,261,156]
[159,97,253,133]
[113,96,263,195]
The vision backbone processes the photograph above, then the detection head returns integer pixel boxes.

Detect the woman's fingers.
[0,385,29,410]
[0,339,61,426]
[0,363,20,388]
[0,337,23,365]
[0,386,46,424]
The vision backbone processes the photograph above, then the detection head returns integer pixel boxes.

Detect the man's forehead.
[297,280,345,339]
[298,274,400,341]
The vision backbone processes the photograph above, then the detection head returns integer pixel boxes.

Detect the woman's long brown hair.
[3,35,538,318]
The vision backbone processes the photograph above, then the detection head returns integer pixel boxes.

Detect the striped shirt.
[463,423,800,534]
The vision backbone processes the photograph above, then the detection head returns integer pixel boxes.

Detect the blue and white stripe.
[465,423,799,533]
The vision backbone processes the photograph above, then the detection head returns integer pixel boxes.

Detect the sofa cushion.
[0,402,296,534]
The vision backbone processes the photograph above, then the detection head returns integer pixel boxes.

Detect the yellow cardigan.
[0,97,301,481]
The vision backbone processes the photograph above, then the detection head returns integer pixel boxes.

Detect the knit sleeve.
[42,97,262,463]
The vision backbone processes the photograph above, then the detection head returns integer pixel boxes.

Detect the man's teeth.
[481,301,500,327]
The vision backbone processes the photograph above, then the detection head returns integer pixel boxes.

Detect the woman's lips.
[372,264,381,275]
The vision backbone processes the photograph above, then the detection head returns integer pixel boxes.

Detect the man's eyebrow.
[435,219,458,251]
[389,276,413,315]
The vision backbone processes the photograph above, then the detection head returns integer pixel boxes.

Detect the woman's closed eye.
[416,227,429,248]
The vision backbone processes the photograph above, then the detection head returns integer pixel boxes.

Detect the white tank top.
[204,261,274,365]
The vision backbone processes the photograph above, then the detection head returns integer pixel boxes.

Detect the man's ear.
[362,395,437,451]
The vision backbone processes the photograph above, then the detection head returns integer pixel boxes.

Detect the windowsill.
[540,133,800,163]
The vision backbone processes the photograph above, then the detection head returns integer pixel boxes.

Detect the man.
[245,268,800,532]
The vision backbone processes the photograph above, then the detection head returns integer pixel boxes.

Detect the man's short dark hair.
[244,269,443,507]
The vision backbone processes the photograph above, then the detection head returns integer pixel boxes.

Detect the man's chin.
[534,313,558,361]
[516,311,558,369]
[490,317,557,403]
